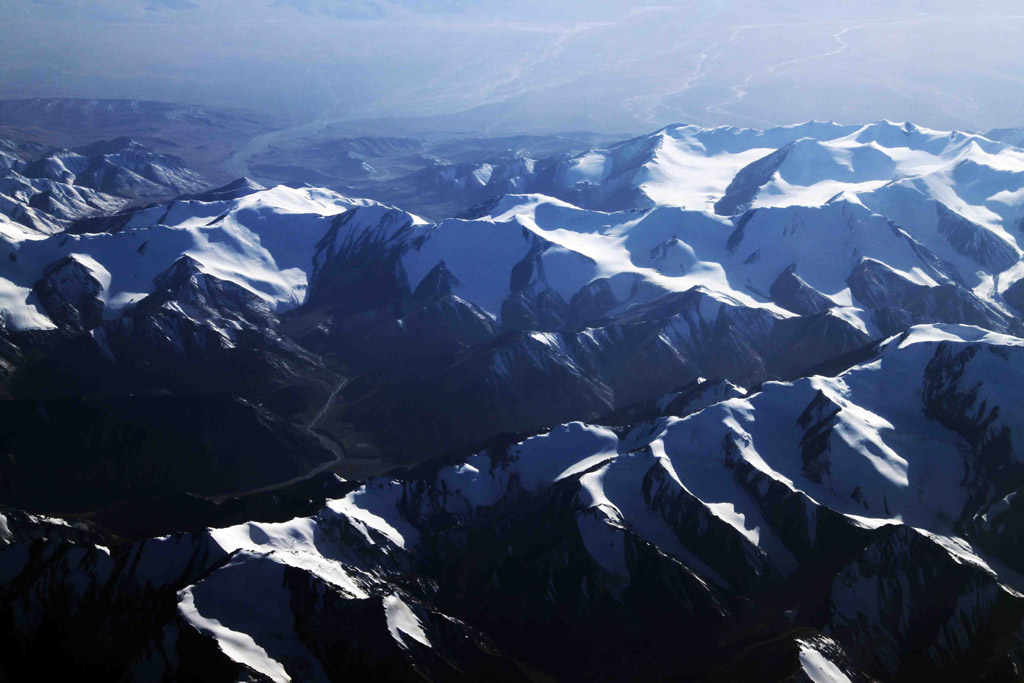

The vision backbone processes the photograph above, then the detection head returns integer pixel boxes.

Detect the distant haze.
[3,0,1024,134]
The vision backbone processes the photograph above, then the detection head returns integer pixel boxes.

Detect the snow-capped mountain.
[4,120,1024,487]
[0,179,385,508]
[354,121,1024,342]
[290,120,1024,457]
[398,120,1024,223]
[0,137,207,234]
[2,120,1024,681]
[2,323,1023,681]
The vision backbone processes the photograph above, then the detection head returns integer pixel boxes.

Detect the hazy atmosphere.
[5,3,1024,681]
[4,0,1024,134]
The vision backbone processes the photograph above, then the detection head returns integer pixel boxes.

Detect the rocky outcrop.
[715,143,793,216]
[770,264,833,315]
[848,258,1019,335]
[937,204,1019,273]
[32,256,105,331]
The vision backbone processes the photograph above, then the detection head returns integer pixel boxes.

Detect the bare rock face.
[33,256,105,331]
[937,203,1019,273]
[770,264,833,315]
[715,143,793,216]
[847,258,1019,336]
[1004,276,1024,314]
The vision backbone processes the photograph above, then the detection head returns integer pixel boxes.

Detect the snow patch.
[383,594,431,649]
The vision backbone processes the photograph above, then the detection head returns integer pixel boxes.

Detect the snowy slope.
[303,184,1018,425]
[0,182,378,330]
[3,324,1022,681]
[2,121,1023,681]
[7,120,1023,343]
[320,119,1024,344]
[394,122,1024,304]
[0,137,209,235]
[318,323,1024,678]
[331,325,1023,561]
[2,121,1022,479]
[252,123,1024,460]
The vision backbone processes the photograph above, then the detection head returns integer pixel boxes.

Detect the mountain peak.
[178,177,264,202]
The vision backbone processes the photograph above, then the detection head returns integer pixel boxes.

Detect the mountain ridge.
[3,118,1024,681]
